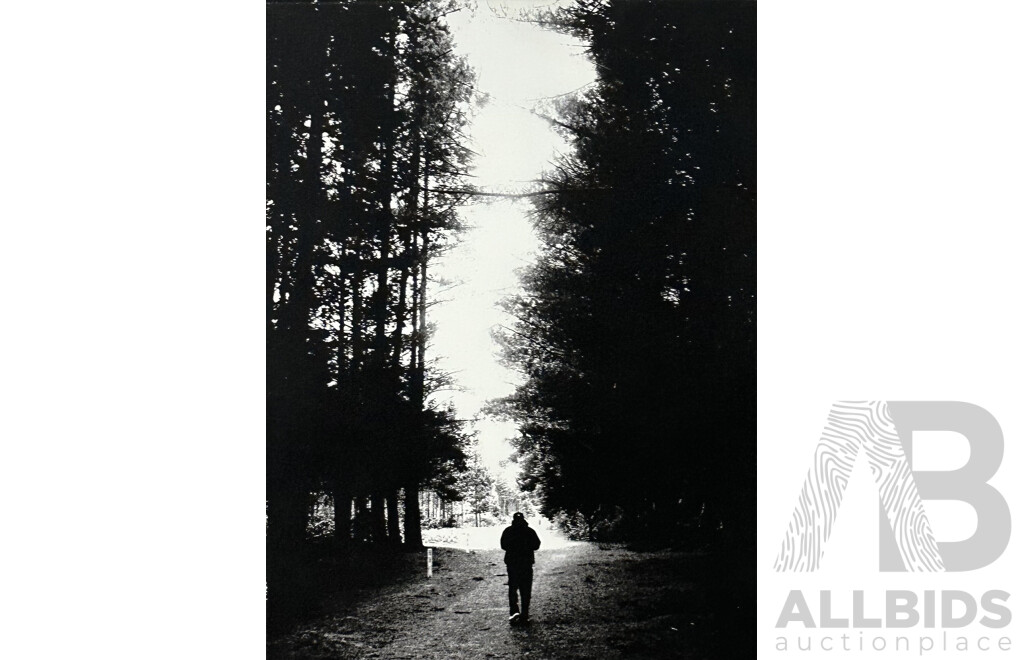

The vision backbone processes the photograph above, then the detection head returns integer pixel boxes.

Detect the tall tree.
[494,0,755,546]
[267,0,475,566]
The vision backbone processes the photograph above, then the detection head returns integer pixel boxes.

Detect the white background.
[1,1,1022,658]
[759,1,1024,657]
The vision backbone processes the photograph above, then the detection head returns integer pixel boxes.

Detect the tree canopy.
[493,0,755,546]
[267,0,476,558]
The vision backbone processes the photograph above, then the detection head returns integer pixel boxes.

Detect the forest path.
[268,540,721,659]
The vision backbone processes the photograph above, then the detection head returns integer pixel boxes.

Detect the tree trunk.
[373,29,397,364]
[354,496,370,542]
[392,263,411,371]
[403,482,424,549]
[284,93,324,334]
[401,158,430,550]
[393,129,421,372]
[267,481,309,551]
[351,271,364,370]
[337,270,347,375]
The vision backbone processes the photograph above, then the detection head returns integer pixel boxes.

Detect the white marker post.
[427,548,433,578]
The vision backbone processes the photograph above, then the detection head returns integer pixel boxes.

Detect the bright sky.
[428,1,596,481]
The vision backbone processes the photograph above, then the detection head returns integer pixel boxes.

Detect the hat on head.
[512,512,525,520]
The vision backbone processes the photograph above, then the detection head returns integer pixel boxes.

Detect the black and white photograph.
[266,1,755,657]
[8,1,1024,659]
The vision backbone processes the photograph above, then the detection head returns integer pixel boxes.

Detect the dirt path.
[269,541,744,659]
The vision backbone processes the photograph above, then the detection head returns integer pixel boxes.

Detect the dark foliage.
[267,0,476,612]
[494,0,755,550]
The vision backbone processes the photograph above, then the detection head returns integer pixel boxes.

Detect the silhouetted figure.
[500,512,541,626]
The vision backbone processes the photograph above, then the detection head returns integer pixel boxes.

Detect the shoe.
[509,613,521,626]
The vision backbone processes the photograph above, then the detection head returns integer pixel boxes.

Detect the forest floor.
[267,528,753,659]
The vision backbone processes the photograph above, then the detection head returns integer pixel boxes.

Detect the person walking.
[500,512,541,626]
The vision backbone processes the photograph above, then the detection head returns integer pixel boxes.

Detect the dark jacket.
[500,519,541,566]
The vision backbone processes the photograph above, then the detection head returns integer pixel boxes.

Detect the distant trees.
[267,0,474,560]
[494,470,536,519]
[417,451,536,527]
[494,0,755,546]
[455,450,496,526]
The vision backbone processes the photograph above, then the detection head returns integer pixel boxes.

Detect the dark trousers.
[507,564,533,616]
